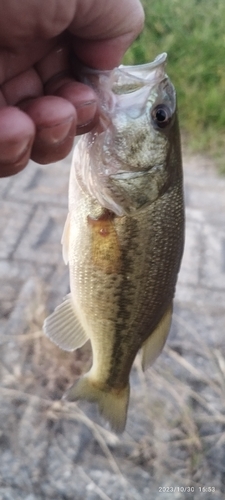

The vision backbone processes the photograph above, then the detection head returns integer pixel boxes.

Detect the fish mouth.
[78,53,168,102]
[118,53,168,82]
[80,53,167,86]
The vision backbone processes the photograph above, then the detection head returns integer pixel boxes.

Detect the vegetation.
[124,0,225,169]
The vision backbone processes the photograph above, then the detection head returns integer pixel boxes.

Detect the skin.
[0,0,144,177]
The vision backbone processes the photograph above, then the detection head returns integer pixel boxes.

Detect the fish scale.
[43,53,184,433]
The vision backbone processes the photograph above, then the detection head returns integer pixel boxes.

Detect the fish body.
[43,53,184,432]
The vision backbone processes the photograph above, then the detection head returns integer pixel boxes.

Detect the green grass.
[124,0,225,171]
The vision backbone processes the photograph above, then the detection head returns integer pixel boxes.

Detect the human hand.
[0,0,144,177]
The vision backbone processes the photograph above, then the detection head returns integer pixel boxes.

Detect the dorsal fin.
[142,304,173,370]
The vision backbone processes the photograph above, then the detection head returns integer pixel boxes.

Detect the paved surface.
[0,150,225,499]
[176,154,225,348]
[0,155,71,335]
[1,152,224,339]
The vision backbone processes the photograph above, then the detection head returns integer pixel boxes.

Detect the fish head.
[73,53,181,216]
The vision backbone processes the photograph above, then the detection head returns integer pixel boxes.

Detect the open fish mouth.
[79,53,173,120]
[80,52,168,91]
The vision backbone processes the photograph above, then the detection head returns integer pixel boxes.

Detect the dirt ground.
[0,151,225,500]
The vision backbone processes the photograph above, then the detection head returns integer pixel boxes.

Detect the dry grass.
[130,311,225,490]
[0,283,225,498]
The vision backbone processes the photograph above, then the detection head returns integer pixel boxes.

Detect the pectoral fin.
[142,304,173,371]
[43,293,89,351]
[61,212,70,265]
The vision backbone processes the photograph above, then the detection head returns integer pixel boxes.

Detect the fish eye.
[151,104,172,129]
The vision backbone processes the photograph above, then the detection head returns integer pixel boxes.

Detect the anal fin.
[43,293,89,351]
[142,304,173,371]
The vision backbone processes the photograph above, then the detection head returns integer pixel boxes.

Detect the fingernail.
[38,117,74,145]
[76,100,97,127]
[0,138,32,163]
[0,139,32,176]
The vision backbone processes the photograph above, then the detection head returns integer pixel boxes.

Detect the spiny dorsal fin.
[43,293,89,351]
[142,304,173,371]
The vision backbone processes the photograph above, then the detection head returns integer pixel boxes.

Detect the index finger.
[69,0,145,69]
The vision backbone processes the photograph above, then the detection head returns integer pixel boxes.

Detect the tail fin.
[64,375,130,434]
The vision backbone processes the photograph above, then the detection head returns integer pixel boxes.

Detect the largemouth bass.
[43,53,184,433]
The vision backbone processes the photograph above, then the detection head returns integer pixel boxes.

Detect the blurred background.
[0,1,225,499]
[125,0,225,171]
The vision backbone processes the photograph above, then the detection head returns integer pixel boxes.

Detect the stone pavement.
[0,149,225,500]
[0,151,224,339]
[0,154,71,335]
[176,154,225,349]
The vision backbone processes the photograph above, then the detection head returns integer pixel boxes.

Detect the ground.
[0,150,225,500]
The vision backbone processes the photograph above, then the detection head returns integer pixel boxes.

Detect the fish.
[43,53,184,433]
